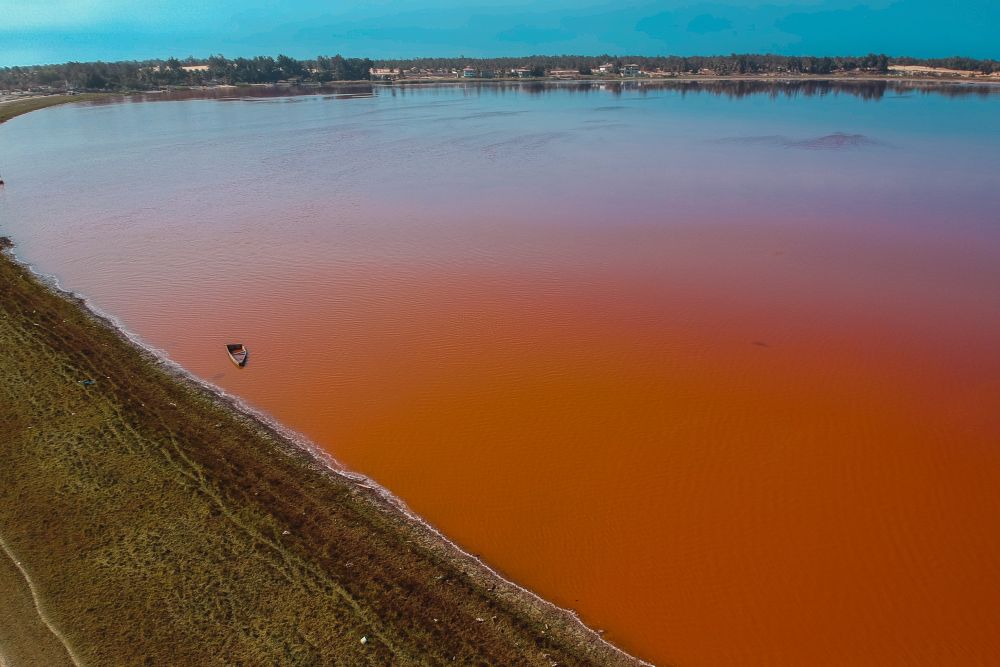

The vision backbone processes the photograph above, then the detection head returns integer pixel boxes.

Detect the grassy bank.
[0,254,641,665]
[0,94,109,124]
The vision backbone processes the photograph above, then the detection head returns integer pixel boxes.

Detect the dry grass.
[0,252,639,665]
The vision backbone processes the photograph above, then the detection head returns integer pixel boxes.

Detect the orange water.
[2,84,999,664]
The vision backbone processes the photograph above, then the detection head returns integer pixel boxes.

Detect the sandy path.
[0,534,80,667]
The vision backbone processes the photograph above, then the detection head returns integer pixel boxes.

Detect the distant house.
[512,68,532,78]
[621,64,641,77]
[597,63,616,74]
[370,67,399,81]
[462,67,478,78]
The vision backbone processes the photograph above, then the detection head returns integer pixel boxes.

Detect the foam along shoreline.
[0,243,648,664]
[21,242,650,659]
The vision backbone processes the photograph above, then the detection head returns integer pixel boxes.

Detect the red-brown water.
[2,83,999,665]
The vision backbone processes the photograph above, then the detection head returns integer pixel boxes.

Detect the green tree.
[276,54,305,79]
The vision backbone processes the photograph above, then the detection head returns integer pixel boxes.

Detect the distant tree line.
[377,53,1000,76]
[380,53,904,75]
[890,55,1000,72]
[0,54,374,92]
[2,53,997,92]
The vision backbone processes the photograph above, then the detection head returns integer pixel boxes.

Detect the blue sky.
[1,0,996,66]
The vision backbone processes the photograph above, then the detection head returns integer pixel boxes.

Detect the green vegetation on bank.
[1,56,375,91]
[0,94,109,124]
[2,52,998,93]
[0,249,638,665]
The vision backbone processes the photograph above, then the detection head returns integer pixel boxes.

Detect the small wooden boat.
[226,343,248,367]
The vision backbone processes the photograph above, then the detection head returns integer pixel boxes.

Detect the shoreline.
[2,75,994,132]
[1,72,997,115]
[1,75,995,132]
[0,94,111,124]
[0,108,649,661]
[9,246,650,665]
[0,94,646,666]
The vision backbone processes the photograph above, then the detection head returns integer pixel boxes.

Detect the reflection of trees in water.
[95,79,997,109]
[144,83,378,101]
[503,79,998,101]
